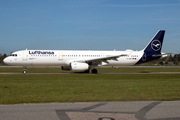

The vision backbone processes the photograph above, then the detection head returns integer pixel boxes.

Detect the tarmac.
[0,72,180,75]
[1,101,180,120]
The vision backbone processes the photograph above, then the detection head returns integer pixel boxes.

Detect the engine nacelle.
[61,62,89,71]
[71,62,89,71]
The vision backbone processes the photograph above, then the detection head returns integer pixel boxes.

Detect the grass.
[0,73,180,104]
[98,67,180,72]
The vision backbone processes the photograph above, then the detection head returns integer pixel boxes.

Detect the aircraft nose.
[3,57,11,65]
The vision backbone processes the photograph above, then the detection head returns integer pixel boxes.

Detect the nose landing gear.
[23,67,27,74]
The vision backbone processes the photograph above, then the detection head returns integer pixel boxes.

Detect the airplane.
[3,30,172,74]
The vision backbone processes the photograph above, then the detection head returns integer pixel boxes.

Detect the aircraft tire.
[92,69,97,74]
[23,70,27,74]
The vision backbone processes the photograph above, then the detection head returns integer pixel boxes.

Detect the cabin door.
[22,50,28,61]
[58,52,63,61]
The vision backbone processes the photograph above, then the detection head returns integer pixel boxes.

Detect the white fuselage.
[4,50,144,67]
[3,30,168,73]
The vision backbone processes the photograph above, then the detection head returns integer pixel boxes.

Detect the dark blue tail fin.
[143,30,165,53]
[135,30,165,65]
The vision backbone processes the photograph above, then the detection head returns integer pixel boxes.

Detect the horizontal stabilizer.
[152,53,174,57]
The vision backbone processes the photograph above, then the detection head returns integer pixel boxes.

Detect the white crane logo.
[151,40,161,51]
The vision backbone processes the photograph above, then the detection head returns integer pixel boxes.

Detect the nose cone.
[3,57,11,65]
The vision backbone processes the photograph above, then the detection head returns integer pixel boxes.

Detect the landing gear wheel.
[23,70,27,74]
[23,66,27,74]
[91,69,97,74]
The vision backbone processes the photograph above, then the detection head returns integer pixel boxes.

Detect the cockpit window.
[10,54,17,57]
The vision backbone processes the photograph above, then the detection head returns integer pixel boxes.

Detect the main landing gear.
[91,68,97,74]
[84,68,98,74]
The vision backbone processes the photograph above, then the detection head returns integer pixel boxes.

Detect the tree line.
[0,53,7,65]
[168,54,180,65]
[136,54,180,66]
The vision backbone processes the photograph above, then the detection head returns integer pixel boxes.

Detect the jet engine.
[61,62,89,71]
[71,62,89,71]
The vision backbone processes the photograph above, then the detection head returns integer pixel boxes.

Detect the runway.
[1,101,180,120]
[1,72,180,74]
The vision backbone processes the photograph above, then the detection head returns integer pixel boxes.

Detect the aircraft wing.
[76,54,128,66]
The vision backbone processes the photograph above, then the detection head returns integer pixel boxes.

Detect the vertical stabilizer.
[136,30,166,65]
[143,30,165,53]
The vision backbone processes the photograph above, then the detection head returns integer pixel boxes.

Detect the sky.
[0,0,180,54]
